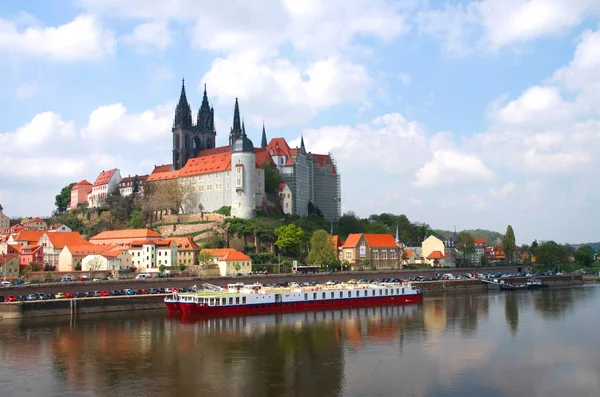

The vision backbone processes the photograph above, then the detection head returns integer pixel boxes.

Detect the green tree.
[535,241,562,266]
[178,263,186,272]
[307,229,338,267]
[574,245,596,267]
[129,209,145,229]
[480,254,490,267]
[55,182,76,213]
[261,162,280,193]
[457,231,476,266]
[158,264,166,273]
[234,263,241,272]
[274,224,305,258]
[337,212,366,238]
[198,251,216,269]
[502,225,516,264]
[366,221,389,234]
[132,176,140,195]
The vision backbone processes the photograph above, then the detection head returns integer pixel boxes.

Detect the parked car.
[55,292,65,299]
[26,294,39,301]
[5,296,17,302]
[64,292,74,299]
[122,289,136,295]
[100,290,110,297]
[1,280,12,288]
[0,296,4,302]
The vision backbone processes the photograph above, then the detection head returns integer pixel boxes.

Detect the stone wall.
[161,212,224,224]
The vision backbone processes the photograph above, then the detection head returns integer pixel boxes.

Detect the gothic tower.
[172,80,217,170]
[229,98,242,146]
[172,79,193,170]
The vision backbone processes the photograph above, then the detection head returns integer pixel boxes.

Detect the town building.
[81,248,132,272]
[421,235,457,267]
[215,251,253,276]
[38,232,91,268]
[158,81,341,221]
[128,239,177,272]
[199,248,236,266]
[58,245,114,272]
[279,183,293,215]
[473,237,486,264]
[11,244,44,269]
[0,253,19,279]
[403,249,419,265]
[171,237,200,267]
[21,217,47,230]
[89,169,122,208]
[7,230,45,246]
[69,180,93,210]
[340,234,401,270]
[0,204,9,231]
[119,174,148,196]
[89,229,162,246]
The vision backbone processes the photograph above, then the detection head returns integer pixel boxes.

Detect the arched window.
[175,134,180,148]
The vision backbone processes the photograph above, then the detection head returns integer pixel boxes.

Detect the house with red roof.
[171,237,201,267]
[11,244,44,270]
[69,180,93,210]
[89,228,162,246]
[89,168,122,208]
[279,182,292,215]
[58,244,114,272]
[81,247,132,272]
[340,233,401,270]
[119,174,148,197]
[422,235,457,267]
[39,231,91,268]
[128,239,176,272]
[215,250,252,276]
[22,217,47,230]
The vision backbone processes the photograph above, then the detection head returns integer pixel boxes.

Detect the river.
[0,285,598,397]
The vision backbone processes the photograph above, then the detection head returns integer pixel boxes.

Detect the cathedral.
[158,79,341,221]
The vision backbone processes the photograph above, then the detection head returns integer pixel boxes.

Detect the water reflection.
[0,286,598,397]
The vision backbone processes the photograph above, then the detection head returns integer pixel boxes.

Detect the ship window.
[304,293,308,300]
[356,291,359,297]
[331,292,334,299]
[322,292,326,299]
[222,298,226,305]
[396,288,399,294]
[236,297,240,304]
[379,290,383,296]
[229,297,233,305]
[348,291,351,298]
[402,288,405,294]
[242,297,246,304]
[364,290,367,297]
[313,293,317,300]
[372,290,375,296]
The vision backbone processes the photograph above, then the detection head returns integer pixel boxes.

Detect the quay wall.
[0,295,166,320]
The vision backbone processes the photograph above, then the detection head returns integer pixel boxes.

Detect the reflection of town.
[0,288,592,397]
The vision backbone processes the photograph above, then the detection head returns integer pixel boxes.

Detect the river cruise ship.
[165,281,423,316]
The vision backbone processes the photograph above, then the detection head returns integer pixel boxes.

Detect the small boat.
[526,278,548,289]
[500,283,527,291]
[482,279,506,290]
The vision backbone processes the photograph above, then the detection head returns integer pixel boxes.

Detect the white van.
[135,274,152,280]
[1,280,12,287]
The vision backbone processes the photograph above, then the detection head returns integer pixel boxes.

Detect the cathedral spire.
[229,98,243,146]
[261,121,268,148]
[173,78,193,130]
[300,133,306,152]
[200,83,209,109]
[242,118,246,137]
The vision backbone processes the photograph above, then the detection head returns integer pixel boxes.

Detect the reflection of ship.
[166,282,423,317]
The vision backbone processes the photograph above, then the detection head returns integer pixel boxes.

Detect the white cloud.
[417,0,600,55]
[398,73,412,86]
[202,53,371,127]
[0,14,115,61]
[413,150,494,188]
[15,81,38,100]
[122,21,172,51]
[491,182,517,198]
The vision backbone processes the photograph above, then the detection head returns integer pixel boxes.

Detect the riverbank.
[0,275,584,319]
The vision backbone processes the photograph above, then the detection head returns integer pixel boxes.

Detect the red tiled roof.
[364,234,397,247]
[90,229,162,241]
[473,237,486,246]
[0,253,18,265]
[266,138,294,165]
[255,148,273,165]
[219,251,252,261]
[405,249,416,258]
[45,232,90,249]
[170,237,200,251]
[93,169,117,186]
[427,250,445,259]
[27,217,45,223]
[201,248,236,258]
[341,233,363,248]
[146,170,180,182]
[197,146,231,157]
[331,235,342,249]
[13,230,44,244]
[278,182,288,192]
[129,239,173,248]
[66,245,113,257]
[178,152,231,177]
[101,248,126,259]
[72,180,92,190]
[152,164,173,174]
[311,153,337,175]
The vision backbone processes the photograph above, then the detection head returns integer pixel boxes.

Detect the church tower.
[194,84,216,156]
[229,98,242,147]
[173,79,193,170]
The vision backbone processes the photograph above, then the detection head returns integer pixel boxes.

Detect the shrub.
[216,206,231,216]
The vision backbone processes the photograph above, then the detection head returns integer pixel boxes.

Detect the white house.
[128,239,177,272]
[38,232,90,268]
[82,248,132,272]
[89,168,122,208]
[48,224,72,232]
[421,235,457,268]
[279,183,293,215]
[216,251,253,277]
[119,174,148,196]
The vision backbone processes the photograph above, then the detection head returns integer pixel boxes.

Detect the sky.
[1,0,599,245]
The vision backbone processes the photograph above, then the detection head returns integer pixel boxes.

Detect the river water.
[0,286,598,397]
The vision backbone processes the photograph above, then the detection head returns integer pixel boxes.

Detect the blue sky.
[1,0,599,245]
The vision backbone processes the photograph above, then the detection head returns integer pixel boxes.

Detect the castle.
[122,80,341,221]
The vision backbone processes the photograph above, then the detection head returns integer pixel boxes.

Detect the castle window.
[207,174,211,180]
[236,167,242,174]
[226,171,230,177]
[199,175,203,181]
[381,250,387,260]
[199,185,204,192]
[226,183,230,189]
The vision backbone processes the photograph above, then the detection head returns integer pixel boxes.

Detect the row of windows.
[198,171,229,181]
[344,249,398,259]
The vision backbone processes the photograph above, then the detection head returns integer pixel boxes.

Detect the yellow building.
[216,251,253,277]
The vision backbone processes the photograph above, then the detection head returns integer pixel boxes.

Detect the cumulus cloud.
[414,151,494,188]
[0,14,115,61]
[122,21,172,51]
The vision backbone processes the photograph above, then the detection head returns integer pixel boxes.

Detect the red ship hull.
[177,293,423,317]
[165,302,181,313]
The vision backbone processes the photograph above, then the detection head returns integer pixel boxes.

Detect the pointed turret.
[242,118,246,136]
[196,83,215,131]
[229,98,243,146]
[173,78,193,130]
[300,133,306,152]
[260,122,268,148]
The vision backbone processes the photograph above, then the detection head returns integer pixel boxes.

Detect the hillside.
[433,228,504,245]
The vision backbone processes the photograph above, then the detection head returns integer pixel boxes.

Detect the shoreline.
[0,275,584,320]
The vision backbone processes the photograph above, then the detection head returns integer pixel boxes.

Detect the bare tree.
[84,256,105,278]
[143,179,197,215]
[198,251,217,269]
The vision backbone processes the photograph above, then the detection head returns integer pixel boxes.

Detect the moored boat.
[526,278,548,289]
[165,282,423,317]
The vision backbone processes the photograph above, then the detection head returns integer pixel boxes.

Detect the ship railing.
[202,283,224,292]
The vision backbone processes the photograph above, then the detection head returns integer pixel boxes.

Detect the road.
[1,266,522,296]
